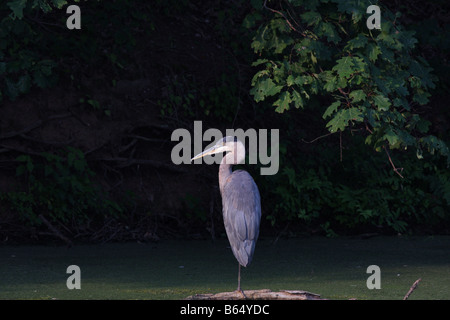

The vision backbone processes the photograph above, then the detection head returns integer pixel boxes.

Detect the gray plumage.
[220,168,261,267]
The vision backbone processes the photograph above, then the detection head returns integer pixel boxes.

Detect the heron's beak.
[191,145,230,161]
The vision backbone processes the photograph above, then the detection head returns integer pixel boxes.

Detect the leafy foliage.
[157,73,239,122]
[246,0,450,235]
[1,147,121,226]
[247,0,449,164]
[0,0,153,102]
[0,0,79,101]
[7,0,70,20]
[263,137,450,235]
[0,0,449,239]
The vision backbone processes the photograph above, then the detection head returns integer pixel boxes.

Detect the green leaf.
[378,43,394,63]
[7,0,27,19]
[272,34,294,54]
[308,40,332,61]
[326,110,346,132]
[349,90,366,103]
[346,34,368,49]
[332,56,354,78]
[383,76,408,96]
[286,74,295,86]
[377,29,396,45]
[51,0,68,9]
[398,30,418,50]
[291,89,304,109]
[294,75,311,86]
[323,76,337,92]
[373,94,391,111]
[383,128,400,148]
[413,91,430,105]
[419,136,450,160]
[367,43,382,62]
[310,52,317,64]
[266,80,283,96]
[301,11,321,26]
[415,118,430,133]
[393,97,410,110]
[250,78,282,102]
[346,107,364,122]
[242,11,262,28]
[336,0,365,23]
[323,101,340,119]
[274,91,291,113]
[251,25,269,53]
[409,59,435,89]
[395,129,416,146]
[251,59,268,67]
[321,22,341,44]
[351,57,366,73]
[326,107,363,132]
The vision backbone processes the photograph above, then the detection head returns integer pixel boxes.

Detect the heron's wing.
[222,170,261,267]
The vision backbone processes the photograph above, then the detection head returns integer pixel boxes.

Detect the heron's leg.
[236,264,247,299]
[237,263,241,291]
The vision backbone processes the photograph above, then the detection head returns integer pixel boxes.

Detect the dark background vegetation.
[0,0,449,244]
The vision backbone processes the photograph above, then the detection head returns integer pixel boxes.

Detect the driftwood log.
[188,278,423,300]
[186,289,324,300]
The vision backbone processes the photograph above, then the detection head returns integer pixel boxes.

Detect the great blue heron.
[191,136,261,296]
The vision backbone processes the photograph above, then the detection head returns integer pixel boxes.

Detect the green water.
[0,236,448,299]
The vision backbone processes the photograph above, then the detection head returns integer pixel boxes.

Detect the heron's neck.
[218,162,232,195]
[218,142,245,194]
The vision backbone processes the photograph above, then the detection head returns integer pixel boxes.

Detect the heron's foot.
[235,288,248,300]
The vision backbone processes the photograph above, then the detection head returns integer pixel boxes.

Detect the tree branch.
[38,214,73,247]
[0,113,72,141]
[383,145,404,178]
[365,122,404,178]
[301,131,337,144]
[403,278,421,300]
[91,156,187,173]
[263,0,305,35]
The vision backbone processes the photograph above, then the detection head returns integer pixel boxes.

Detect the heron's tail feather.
[232,239,255,267]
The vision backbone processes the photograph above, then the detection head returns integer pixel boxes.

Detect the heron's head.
[191,136,244,164]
